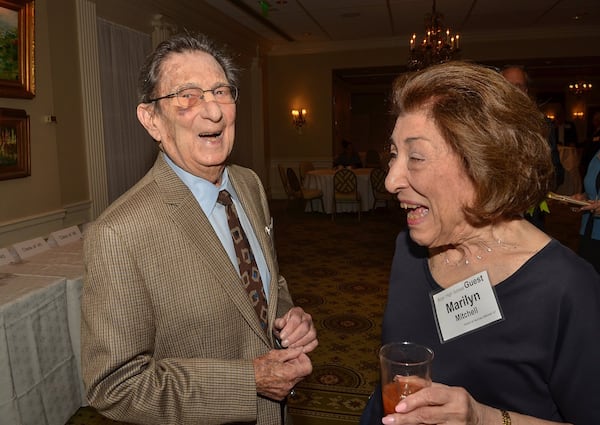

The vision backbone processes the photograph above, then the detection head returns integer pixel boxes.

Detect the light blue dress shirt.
[163,154,271,299]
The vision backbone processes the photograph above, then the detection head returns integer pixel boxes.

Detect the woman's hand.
[381,382,496,425]
[569,193,599,215]
[381,382,570,425]
[579,199,600,215]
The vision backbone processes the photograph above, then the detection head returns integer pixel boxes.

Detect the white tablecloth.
[0,274,81,425]
[304,168,375,214]
[0,240,85,425]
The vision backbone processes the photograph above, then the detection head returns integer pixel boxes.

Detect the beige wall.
[1,0,64,234]
[1,0,94,246]
[268,47,401,159]
[48,0,87,207]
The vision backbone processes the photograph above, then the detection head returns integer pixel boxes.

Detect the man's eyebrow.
[174,83,202,91]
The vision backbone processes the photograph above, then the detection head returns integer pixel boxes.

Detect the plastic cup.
[379,341,434,415]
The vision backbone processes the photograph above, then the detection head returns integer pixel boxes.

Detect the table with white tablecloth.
[0,274,82,425]
[0,239,85,425]
[303,168,375,214]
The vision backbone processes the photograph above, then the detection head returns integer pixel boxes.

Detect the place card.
[12,237,50,260]
[48,225,83,246]
[0,247,18,266]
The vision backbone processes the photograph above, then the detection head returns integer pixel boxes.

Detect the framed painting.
[0,0,34,98]
[0,108,30,180]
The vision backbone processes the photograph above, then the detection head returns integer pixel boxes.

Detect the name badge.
[431,271,504,343]
[12,237,50,260]
[48,225,82,246]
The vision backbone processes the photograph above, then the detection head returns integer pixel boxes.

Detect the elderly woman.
[360,62,600,425]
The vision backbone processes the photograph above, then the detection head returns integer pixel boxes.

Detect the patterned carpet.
[276,203,405,424]
[66,198,580,424]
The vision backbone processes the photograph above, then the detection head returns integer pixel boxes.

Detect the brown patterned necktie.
[217,190,268,332]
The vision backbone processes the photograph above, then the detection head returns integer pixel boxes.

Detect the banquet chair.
[332,168,361,221]
[299,161,315,183]
[286,167,324,212]
[364,149,381,168]
[278,164,295,209]
[370,167,396,210]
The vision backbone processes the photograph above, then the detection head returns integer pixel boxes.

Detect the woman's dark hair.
[392,61,553,224]
[137,32,239,104]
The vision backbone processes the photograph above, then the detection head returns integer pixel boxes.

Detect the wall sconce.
[573,111,585,120]
[291,108,307,130]
[568,81,593,96]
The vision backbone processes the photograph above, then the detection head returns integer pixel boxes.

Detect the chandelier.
[407,0,460,71]
[568,81,593,95]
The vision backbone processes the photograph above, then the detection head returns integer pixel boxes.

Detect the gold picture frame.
[0,0,35,98]
[0,108,30,180]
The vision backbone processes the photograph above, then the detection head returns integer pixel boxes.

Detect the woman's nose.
[385,163,406,193]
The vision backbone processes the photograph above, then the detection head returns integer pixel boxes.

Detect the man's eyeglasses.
[148,84,238,108]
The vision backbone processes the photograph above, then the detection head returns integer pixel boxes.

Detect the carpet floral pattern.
[274,207,406,423]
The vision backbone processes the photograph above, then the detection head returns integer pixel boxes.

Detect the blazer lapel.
[152,156,270,344]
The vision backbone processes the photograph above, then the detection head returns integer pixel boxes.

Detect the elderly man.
[81,32,317,425]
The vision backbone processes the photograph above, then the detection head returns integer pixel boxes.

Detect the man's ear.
[137,103,162,141]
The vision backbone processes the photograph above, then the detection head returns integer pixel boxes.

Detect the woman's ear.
[137,103,162,141]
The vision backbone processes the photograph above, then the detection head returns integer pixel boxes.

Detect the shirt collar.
[162,153,235,216]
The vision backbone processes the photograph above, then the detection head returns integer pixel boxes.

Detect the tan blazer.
[82,154,294,424]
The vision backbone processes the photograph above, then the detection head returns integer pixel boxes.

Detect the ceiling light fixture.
[407,0,460,71]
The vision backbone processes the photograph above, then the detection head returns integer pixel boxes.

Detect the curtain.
[97,19,157,203]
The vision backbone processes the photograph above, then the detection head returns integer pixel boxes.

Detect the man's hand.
[273,306,318,352]
[253,347,312,401]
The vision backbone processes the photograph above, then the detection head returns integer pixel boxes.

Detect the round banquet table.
[303,168,375,214]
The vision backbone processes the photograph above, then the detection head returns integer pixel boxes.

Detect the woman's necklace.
[443,242,492,266]
[441,237,515,268]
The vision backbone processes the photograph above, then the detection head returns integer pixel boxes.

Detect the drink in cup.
[379,341,434,415]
